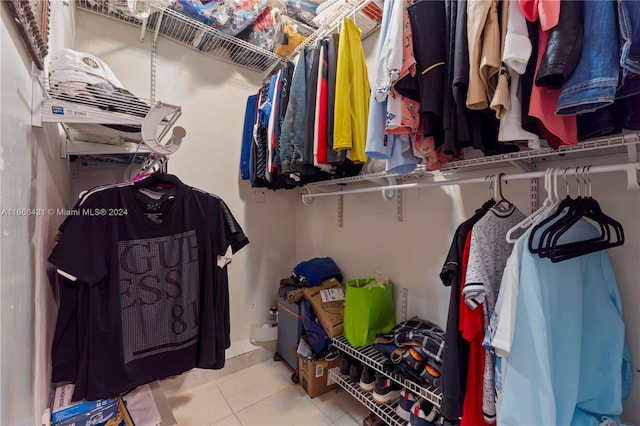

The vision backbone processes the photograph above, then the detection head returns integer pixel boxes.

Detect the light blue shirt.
[499,217,633,426]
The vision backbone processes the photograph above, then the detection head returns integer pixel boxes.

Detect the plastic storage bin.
[274,295,304,382]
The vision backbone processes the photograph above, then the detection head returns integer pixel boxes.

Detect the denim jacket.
[556,0,619,115]
[616,0,640,98]
[278,47,315,174]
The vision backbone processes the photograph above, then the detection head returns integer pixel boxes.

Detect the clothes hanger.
[529,167,581,255]
[491,173,513,213]
[535,166,593,258]
[506,168,556,243]
[546,166,624,262]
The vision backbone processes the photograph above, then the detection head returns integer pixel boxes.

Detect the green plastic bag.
[343,277,395,347]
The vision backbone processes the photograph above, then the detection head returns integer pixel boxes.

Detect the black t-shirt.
[438,203,492,420]
[49,176,248,400]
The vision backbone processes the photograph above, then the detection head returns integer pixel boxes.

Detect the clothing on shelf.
[48,173,248,401]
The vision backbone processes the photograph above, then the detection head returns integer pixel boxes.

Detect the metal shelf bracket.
[627,143,640,190]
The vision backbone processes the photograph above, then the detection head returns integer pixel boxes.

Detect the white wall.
[0,2,74,424]
[73,10,298,347]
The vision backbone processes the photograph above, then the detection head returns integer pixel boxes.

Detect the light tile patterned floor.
[166,359,370,426]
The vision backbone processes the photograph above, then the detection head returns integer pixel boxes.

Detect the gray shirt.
[463,205,525,424]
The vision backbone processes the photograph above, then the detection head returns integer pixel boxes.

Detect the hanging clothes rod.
[301,162,640,202]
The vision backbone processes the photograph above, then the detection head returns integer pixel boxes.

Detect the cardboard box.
[297,354,342,398]
[50,384,119,426]
[302,278,345,338]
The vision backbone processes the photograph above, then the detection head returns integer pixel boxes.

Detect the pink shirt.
[520,0,577,148]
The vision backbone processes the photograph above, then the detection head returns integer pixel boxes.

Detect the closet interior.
[1,0,639,425]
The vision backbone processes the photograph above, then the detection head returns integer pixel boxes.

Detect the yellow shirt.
[333,18,369,164]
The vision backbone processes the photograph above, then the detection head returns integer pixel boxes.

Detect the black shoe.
[359,366,376,392]
[349,361,363,383]
[340,356,352,376]
[372,373,402,404]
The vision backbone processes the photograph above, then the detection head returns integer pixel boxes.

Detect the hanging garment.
[451,0,505,155]
[521,0,577,148]
[279,47,315,175]
[439,202,493,420]
[365,0,394,160]
[365,2,416,174]
[275,64,293,166]
[616,0,640,98]
[408,0,447,145]
[333,18,370,163]
[534,0,583,89]
[466,0,500,110]
[498,0,539,146]
[489,0,510,119]
[499,219,633,426]
[325,34,345,165]
[385,0,420,138]
[372,0,404,104]
[313,40,331,170]
[463,205,526,424]
[304,43,321,166]
[441,0,457,156]
[48,174,249,401]
[254,82,270,186]
[485,231,527,418]
[519,18,542,139]
[266,71,281,182]
[240,94,258,180]
[555,0,619,116]
[460,231,492,426]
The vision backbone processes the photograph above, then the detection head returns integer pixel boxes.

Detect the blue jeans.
[556,0,619,115]
[616,0,640,98]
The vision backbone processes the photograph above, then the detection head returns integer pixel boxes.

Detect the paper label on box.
[320,288,344,303]
[315,364,324,378]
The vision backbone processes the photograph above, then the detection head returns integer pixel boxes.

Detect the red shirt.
[459,231,492,426]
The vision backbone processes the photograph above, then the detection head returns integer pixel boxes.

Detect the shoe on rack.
[372,374,402,405]
[340,356,353,376]
[350,361,364,383]
[362,412,384,426]
[409,398,439,426]
[395,388,416,421]
[359,366,376,392]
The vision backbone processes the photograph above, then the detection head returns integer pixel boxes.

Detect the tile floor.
[166,359,370,426]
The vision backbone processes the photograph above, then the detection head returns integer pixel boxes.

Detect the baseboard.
[159,338,276,397]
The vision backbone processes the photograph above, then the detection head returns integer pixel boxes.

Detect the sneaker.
[372,374,402,404]
[349,361,364,383]
[340,356,352,376]
[359,366,376,392]
[396,389,416,421]
[409,398,439,426]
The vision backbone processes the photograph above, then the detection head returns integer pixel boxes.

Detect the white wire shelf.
[36,75,181,155]
[301,133,640,193]
[282,0,382,65]
[332,335,443,407]
[329,369,406,426]
[76,0,381,75]
[76,0,284,72]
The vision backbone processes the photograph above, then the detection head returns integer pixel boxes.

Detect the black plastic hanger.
[529,166,624,262]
